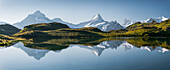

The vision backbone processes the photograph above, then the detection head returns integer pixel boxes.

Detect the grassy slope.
[20,22,69,32]
[107,19,170,37]
[2,20,170,49]
[12,22,104,50]
[13,22,104,39]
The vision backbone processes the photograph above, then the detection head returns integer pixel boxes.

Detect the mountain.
[21,22,69,32]
[122,16,169,28]
[12,10,124,31]
[121,18,135,28]
[75,14,124,31]
[140,16,169,23]
[13,10,73,29]
[52,18,77,28]
[0,22,20,35]
[14,22,103,39]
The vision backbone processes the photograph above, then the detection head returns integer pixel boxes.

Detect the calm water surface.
[0,39,170,70]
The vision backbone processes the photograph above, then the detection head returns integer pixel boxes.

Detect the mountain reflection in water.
[1,38,169,60]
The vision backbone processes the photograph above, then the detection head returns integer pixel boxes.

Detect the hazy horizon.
[0,0,170,24]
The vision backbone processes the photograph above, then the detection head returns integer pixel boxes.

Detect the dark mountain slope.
[0,24,20,35]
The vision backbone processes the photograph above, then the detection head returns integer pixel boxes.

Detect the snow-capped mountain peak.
[121,18,135,28]
[29,10,49,20]
[27,10,48,20]
[33,10,45,16]
[12,10,124,31]
[13,10,51,29]
[76,14,124,31]
[141,16,169,23]
[13,10,73,29]
[122,16,169,28]
[158,16,169,21]
[91,13,104,22]
[146,18,155,22]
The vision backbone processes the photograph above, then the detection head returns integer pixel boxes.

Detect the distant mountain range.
[0,40,166,60]
[122,16,169,28]
[0,10,169,32]
[12,11,124,31]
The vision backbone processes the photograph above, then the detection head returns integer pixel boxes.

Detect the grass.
[107,19,170,37]
[1,19,170,49]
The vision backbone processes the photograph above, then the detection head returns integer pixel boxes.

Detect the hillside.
[13,22,104,49]
[108,19,170,37]
[20,22,69,32]
[14,22,103,38]
[12,22,105,50]
[0,24,21,35]
[13,19,170,39]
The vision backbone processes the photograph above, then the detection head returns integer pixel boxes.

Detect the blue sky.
[0,0,169,24]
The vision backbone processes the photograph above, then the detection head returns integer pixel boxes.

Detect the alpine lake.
[0,37,170,70]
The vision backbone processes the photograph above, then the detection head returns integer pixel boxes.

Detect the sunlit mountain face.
[12,10,124,31]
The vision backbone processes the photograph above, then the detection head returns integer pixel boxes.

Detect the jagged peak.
[91,13,104,22]
[146,18,154,21]
[162,16,166,18]
[110,20,118,23]
[34,10,43,14]
[31,10,46,17]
